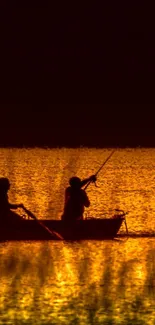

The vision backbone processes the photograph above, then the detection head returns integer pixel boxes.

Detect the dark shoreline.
[0,145,154,149]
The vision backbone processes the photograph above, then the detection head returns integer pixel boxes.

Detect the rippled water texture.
[0,148,155,324]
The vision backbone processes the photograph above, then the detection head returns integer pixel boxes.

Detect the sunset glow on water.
[0,148,155,324]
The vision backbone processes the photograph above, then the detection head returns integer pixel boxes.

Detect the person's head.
[0,178,10,192]
[69,176,81,189]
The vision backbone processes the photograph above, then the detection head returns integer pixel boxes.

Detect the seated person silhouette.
[0,177,24,224]
[61,175,96,221]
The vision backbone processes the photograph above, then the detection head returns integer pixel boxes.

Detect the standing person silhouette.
[61,175,96,221]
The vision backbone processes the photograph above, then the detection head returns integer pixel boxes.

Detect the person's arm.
[80,175,97,188]
[9,203,24,210]
[82,190,90,207]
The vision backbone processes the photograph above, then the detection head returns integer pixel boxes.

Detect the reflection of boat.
[0,213,126,241]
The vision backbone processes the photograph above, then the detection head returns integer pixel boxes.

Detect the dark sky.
[0,3,155,146]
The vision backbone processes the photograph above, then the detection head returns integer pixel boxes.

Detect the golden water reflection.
[0,239,155,324]
[0,148,155,324]
[0,148,155,234]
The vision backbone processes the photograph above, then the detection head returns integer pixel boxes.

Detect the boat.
[0,211,126,241]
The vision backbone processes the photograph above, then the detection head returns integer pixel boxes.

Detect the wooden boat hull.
[0,217,125,241]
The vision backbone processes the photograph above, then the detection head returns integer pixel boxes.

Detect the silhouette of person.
[0,177,24,223]
[61,175,96,221]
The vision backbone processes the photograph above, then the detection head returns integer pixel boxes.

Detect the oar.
[22,206,63,240]
[84,149,115,190]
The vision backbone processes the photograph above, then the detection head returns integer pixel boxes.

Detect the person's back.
[0,177,23,224]
[61,175,96,221]
[0,179,11,221]
[0,190,9,213]
[63,186,90,221]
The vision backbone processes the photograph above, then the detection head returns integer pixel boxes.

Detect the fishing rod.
[84,150,129,234]
[84,149,115,190]
[95,149,115,177]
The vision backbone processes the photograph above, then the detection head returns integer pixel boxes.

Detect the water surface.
[0,148,155,324]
